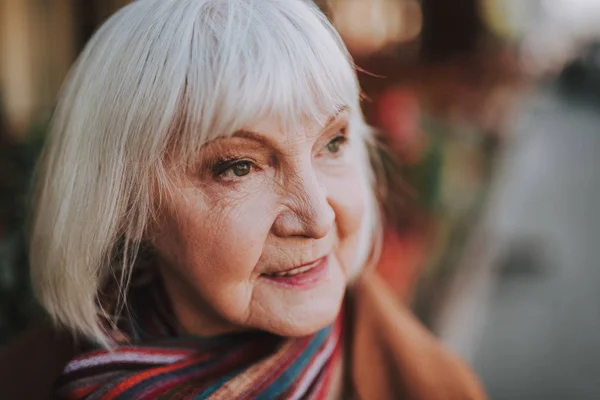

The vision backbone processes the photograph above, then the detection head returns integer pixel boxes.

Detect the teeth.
[268,264,316,278]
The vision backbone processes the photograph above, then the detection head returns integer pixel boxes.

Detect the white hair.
[29,0,381,346]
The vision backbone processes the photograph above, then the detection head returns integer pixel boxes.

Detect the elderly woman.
[1,0,486,399]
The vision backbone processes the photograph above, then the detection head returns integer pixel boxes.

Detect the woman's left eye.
[325,135,348,155]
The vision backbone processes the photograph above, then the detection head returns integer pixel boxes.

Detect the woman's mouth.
[261,256,328,288]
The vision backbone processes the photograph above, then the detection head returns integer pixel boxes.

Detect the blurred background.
[1,1,600,398]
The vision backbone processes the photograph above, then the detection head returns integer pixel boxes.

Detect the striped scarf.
[54,280,343,399]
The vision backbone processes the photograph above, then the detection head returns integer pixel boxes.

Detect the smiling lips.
[263,257,327,278]
[261,256,329,288]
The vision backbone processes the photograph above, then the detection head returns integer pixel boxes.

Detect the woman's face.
[152,108,367,337]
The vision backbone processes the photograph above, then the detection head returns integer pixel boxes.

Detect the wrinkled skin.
[152,109,367,337]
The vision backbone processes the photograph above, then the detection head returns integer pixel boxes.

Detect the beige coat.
[0,272,486,399]
[350,272,486,399]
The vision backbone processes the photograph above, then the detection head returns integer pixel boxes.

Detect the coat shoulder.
[350,272,488,400]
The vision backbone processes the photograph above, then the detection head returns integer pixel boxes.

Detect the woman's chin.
[260,298,343,337]
[250,260,346,337]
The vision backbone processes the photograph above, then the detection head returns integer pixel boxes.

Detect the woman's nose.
[272,171,335,239]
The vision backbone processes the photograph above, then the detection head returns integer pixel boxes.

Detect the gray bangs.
[169,0,360,166]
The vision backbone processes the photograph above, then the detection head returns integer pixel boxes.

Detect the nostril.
[271,203,334,239]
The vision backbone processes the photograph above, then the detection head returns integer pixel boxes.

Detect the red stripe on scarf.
[98,354,211,399]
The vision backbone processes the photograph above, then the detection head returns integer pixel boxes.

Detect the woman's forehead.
[206,105,351,147]
[246,105,349,134]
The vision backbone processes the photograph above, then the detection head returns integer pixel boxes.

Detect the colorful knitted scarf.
[54,280,344,399]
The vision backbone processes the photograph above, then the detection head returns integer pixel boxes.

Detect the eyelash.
[211,158,255,178]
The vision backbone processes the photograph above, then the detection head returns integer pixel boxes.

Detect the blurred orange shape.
[376,226,429,301]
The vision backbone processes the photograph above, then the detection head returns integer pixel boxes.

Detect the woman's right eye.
[214,160,254,180]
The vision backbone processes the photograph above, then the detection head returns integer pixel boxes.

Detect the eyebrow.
[229,129,270,145]
[230,105,350,144]
[324,105,350,127]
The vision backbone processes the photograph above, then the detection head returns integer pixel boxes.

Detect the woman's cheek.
[326,162,366,229]
[206,193,272,258]
[326,172,367,271]
[162,183,275,282]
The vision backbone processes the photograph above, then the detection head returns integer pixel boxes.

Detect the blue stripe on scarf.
[195,368,246,399]
[253,325,331,400]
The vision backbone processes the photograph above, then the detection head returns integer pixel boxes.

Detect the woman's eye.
[326,135,348,154]
[214,160,254,179]
[229,161,252,177]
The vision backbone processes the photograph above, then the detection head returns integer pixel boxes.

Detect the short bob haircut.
[29,0,381,346]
